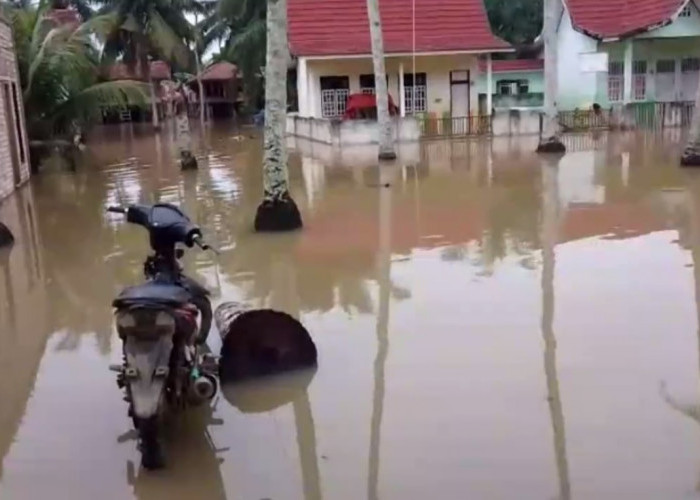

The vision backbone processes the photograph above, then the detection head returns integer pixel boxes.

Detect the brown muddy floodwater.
[2,125,700,500]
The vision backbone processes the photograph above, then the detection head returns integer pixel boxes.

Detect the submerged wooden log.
[215,302,318,383]
[0,223,14,248]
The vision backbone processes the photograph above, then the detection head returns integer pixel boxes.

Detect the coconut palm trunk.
[681,82,700,165]
[254,0,303,232]
[540,158,571,500]
[194,12,206,130]
[366,0,396,161]
[537,0,565,154]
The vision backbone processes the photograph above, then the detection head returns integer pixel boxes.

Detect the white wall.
[557,5,600,110]
[303,54,482,118]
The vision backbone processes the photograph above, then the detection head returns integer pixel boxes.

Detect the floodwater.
[1,125,700,500]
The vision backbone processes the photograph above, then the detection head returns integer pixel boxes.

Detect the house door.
[450,71,471,134]
[2,83,21,186]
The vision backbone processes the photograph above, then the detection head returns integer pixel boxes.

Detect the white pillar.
[486,53,493,115]
[675,56,682,101]
[623,40,633,104]
[399,61,406,117]
[297,57,308,116]
[647,52,656,101]
[307,68,317,118]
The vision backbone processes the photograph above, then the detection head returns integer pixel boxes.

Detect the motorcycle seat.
[113,282,191,308]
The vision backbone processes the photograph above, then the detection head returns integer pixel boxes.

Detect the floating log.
[215,302,318,383]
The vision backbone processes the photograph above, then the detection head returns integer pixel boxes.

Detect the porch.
[297,53,500,122]
[596,38,700,108]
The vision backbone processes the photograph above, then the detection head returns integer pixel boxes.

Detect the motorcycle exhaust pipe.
[191,375,217,402]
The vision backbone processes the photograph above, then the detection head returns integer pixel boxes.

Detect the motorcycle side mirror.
[176,248,185,259]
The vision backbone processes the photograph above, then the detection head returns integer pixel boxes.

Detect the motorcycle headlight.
[116,309,176,340]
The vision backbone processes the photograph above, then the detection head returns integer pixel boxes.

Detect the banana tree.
[366,0,396,161]
[536,0,565,154]
[254,0,302,232]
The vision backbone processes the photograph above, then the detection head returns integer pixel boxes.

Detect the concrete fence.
[286,115,421,146]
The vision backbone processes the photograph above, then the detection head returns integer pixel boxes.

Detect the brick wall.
[0,15,30,202]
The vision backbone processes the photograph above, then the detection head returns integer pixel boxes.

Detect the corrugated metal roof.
[199,62,238,81]
[106,61,172,82]
[566,0,687,39]
[288,0,509,57]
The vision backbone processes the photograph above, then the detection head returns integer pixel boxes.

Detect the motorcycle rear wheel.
[192,295,213,345]
[136,416,165,470]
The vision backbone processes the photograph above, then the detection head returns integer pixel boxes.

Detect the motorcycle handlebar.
[107,206,127,215]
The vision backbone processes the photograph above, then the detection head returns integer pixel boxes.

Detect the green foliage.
[484,0,543,45]
[202,0,266,109]
[99,0,200,75]
[8,5,147,140]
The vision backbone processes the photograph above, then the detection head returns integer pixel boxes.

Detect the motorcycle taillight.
[116,309,176,340]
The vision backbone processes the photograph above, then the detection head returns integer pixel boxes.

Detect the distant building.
[555,0,700,110]
[188,62,240,119]
[0,13,30,201]
[288,0,510,120]
[103,60,173,123]
[477,59,544,110]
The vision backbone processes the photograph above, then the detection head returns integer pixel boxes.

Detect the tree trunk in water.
[366,0,396,161]
[149,79,160,131]
[176,101,197,170]
[255,0,303,232]
[682,78,700,165]
[194,13,206,130]
[540,157,571,500]
[537,0,565,154]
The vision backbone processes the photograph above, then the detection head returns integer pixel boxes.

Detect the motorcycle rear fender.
[125,334,173,419]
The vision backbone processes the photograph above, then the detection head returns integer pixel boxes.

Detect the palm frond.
[146,8,191,69]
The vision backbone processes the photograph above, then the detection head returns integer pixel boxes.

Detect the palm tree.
[366,0,396,161]
[9,6,146,150]
[254,0,302,232]
[681,81,700,166]
[202,0,266,110]
[100,0,196,130]
[536,0,565,154]
[49,0,95,20]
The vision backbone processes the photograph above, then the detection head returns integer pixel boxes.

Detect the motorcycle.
[108,203,218,470]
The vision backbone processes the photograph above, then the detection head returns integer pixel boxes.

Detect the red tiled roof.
[288,0,509,57]
[107,61,172,81]
[199,62,238,81]
[566,0,686,39]
[477,59,544,73]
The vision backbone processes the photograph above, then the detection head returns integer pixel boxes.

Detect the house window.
[496,79,529,96]
[359,74,389,95]
[680,5,692,17]
[682,57,700,72]
[633,60,647,100]
[657,60,676,73]
[608,61,624,102]
[404,72,427,113]
[320,76,350,118]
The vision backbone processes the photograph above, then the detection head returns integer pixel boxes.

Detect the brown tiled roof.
[106,61,172,81]
[199,62,238,81]
[46,8,80,28]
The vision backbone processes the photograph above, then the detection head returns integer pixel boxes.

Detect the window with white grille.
[632,61,647,100]
[682,57,700,72]
[657,60,676,73]
[404,72,427,113]
[608,61,624,102]
[680,5,692,17]
[320,76,350,118]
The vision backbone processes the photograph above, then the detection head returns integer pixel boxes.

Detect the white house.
[288,0,511,127]
[555,0,700,110]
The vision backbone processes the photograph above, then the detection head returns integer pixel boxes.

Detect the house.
[554,0,700,111]
[103,60,173,123]
[188,62,239,119]
[288,0,510,144]
[0,13,30,201]
[477,59,544,110]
